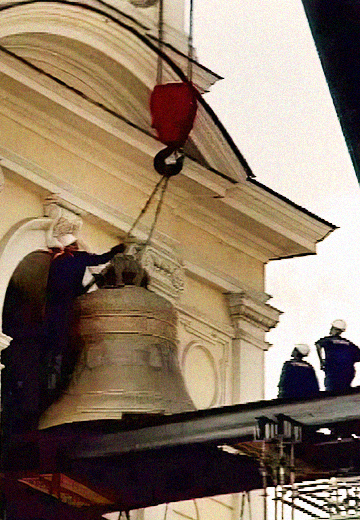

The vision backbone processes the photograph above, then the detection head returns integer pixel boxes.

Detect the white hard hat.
[331,319,346,331]
[58,233,77,247]
[294,344,310,356]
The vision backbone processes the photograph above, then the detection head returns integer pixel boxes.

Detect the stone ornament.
[43,194,83,249]
[141,246,185,301]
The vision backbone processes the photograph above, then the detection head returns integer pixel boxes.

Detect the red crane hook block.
[150,82,198,148]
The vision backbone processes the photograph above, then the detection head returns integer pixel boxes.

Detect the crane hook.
[153,146,184,177]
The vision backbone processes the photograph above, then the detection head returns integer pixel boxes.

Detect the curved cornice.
[0,0,252,181]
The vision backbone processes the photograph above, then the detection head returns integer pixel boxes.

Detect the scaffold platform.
[3,388,360,518]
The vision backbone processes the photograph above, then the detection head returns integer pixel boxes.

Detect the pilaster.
[226,291,281,404]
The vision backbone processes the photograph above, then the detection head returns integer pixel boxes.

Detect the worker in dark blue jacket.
[43,234,125,404]
[316,319,360,393]
[278,344,320,399]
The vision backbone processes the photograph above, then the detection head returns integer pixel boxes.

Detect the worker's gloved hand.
[92,272,106,288]
[111,243,126,255]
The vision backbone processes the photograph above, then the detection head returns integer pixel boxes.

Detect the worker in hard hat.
[278,344,320,399]
[316,320,360,393]
[43,234,126,406]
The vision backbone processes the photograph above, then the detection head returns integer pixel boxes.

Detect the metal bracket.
[255,414,302,443]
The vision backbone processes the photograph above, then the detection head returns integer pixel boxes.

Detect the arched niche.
[1,247,56,435]
[0,217,52,333]
[0,217,53,424]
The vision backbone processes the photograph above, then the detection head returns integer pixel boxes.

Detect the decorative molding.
[226,291,282,351]
[226,291,281,332]
[140,244,185,301]
[182,341,220,408]
[43,195,83,249]
[178,311,232,407]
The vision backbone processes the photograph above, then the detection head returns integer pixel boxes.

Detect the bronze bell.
[39,254,194,429]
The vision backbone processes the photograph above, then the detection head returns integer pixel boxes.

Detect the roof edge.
[248,177,338,231]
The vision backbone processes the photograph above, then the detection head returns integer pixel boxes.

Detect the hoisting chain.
[126,174,165,238]
[125,173,170,251]
[143,175,169,246]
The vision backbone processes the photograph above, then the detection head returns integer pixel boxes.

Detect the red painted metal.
[18,473,113,508]
[150,82,198,148]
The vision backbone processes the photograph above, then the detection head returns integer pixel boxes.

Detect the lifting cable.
[156,0,194,83]
[187,0,194,82]
[156,0,164,85]
[128,0,196,249]
[125,173,170,250]
[240,491,252,520]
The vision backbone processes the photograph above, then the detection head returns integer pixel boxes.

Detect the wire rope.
[126,174,166,239]
[163,503,169,520]
[187,0,194,81]
[156,0,164,85]
[142,175,169,247]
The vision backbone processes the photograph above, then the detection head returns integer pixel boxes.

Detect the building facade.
[0,0,335,518]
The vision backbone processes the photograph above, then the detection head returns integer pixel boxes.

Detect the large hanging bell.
[39,255,194,429]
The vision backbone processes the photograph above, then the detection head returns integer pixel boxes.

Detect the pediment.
[0,2,248,182]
